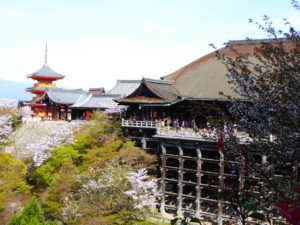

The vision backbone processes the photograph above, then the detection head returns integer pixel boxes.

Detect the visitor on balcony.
[173,119,180,132]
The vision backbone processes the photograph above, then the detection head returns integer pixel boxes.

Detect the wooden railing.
[121,119,159,129]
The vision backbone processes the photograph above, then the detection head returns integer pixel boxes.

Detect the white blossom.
[0,98,14,108]
[25,123,77,166]
[0,114,13,144]
[21,106,34,121]
[124,168,160,209]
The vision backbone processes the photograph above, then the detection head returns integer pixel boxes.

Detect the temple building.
[116,39,295,224]
[24,45,65,117]
[30,80,140,120]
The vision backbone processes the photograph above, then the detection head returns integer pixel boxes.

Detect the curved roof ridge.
[142,77,174,84]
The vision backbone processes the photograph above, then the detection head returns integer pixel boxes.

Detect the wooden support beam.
[195,148,202,218]
[160,144,166,214]
[239,156,245,191]
[142,133,147,149]
[177,147,184,217]
[218,150,224,225]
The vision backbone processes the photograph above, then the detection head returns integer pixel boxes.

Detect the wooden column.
[142,133,147,150]
[239,156,245,191]
[218,150,224,225]
[261,155,267,193]
[160,144,166,214]
[195,148,202,218]
[177,147,184,217]
[293,159,298,187]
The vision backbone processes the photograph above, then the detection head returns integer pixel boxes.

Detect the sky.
[0,0,299,91]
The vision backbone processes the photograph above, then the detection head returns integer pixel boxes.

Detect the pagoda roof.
[27,65,65,79]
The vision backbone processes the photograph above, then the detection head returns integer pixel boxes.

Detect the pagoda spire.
[44,42,48,66]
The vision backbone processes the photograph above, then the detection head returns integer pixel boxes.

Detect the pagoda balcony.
[34,83,56,88]
[121,119,159,129]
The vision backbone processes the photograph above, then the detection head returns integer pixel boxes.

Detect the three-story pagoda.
[26,45,65,117]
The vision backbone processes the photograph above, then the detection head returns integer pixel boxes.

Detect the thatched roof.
[162,39,294,100]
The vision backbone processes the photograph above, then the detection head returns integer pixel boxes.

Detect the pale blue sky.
[0,0,298,90]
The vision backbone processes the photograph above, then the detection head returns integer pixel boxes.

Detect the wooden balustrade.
[121,119,159,129]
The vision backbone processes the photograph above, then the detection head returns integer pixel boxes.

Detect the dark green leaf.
[249,212,265,221]
[242,202,257,211]
[217,191,226,199]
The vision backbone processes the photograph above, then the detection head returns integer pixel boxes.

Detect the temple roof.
[115,78,179,104]
[27,65,65,80]
[38,88,85,104]
[72,94,124,110]
[108,80,140,97]
[162,39,293,100]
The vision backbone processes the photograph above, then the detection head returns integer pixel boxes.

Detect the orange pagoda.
[26,45,65,117]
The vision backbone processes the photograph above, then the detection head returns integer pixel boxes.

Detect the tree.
[21,106,34,121]
[124,168,160,219]
[40,111,158,224]
[25,123,78,167]
[215,4,300,224]
[0,114,13,144]
[0,152,31,210]
[7,196,57,225]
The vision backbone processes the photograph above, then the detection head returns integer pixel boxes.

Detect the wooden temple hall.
[115,39,296,224]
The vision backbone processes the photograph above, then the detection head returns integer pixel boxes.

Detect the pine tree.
[7,196,57,225]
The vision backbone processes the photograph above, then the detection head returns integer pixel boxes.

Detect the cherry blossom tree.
[0,98,14,108]
[0,98,14,144]
[124,168,160,217]
[21,106,34,121]
[0,115,13,144]
[26,123,77,166]
[215,7,300,223]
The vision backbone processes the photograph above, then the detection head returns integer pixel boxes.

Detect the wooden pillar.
[261,155,267,193]
[293,159,298,187]
[160,144,166,214]
[177,147,184,217]
[218,150,224,225]
[239,157,245,191]
[142,133,147,149]
[195,148,202,218]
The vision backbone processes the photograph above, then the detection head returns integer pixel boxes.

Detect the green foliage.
[249,212,265,221]
[88,210,164,225]
[117,142,157,170]
[0,152,31,208]
[41,163,77,219]
[34,111,157,224]
[242,202,257,211]
[30,145,82,187]
[7,196,57,225]
[73,111,121,152]
[170,216,201,225]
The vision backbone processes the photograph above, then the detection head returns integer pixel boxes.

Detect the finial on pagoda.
[44,42,48,66]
